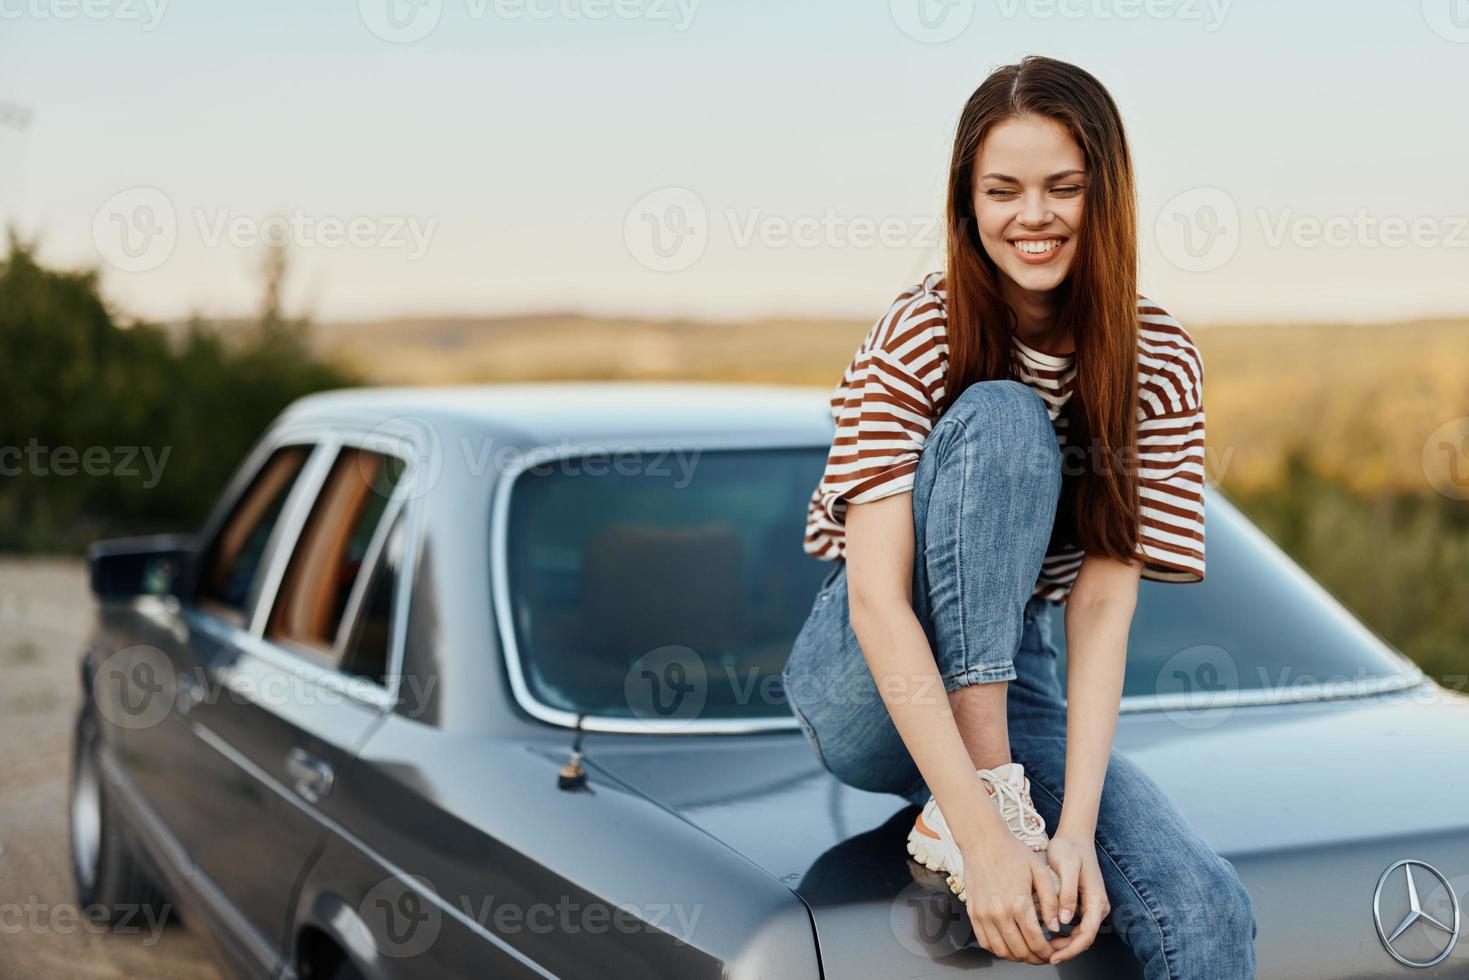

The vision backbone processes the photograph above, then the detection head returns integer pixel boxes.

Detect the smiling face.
[972,114,1087,295]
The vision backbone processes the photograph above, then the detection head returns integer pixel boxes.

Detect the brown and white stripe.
[803,272,1206,605]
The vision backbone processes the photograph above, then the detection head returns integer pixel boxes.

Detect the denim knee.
[928,380,1059,487]
[1173,857,1258,977]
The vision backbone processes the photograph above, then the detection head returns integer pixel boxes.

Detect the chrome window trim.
[245,433,342,638]
[1119,673,1430,714]
[330,495,408,670]
[490,444,1428,734]
[191,422,428,713]
[192,434,333,622]
[490,437,828,734]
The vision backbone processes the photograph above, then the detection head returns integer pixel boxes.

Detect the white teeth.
[1012,239,1061,254]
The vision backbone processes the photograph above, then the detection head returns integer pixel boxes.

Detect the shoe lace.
[980,771,1048,843]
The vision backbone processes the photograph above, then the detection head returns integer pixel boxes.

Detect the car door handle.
[285,748,335,804]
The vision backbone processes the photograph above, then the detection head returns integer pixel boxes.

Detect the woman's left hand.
[1044,832,1111,964]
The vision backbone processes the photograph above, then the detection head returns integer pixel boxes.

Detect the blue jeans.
[782,380,1258,979]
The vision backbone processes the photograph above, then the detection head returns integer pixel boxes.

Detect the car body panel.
[77,382,1468,979]
[586,683,1469,979]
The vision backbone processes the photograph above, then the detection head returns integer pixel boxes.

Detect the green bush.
[0,235,357,551]
[1228,449,1469,686]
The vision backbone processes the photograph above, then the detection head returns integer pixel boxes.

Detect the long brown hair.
[941,54,1141,564]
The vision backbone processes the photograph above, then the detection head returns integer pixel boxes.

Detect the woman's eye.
[1052,185,1084,196]
[986,189,1019,199]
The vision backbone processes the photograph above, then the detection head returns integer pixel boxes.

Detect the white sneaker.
[906,762,1053,905]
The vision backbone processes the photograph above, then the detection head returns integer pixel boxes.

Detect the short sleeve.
[815,286,945,527]
[1133,314,1206,582]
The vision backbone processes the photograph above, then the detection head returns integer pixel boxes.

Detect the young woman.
[781,56,1258,975]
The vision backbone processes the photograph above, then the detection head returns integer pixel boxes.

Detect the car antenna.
[558,713,587,790]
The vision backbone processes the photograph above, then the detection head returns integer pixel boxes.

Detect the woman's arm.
[1045,551,1141,964]
[845,493,1060,965]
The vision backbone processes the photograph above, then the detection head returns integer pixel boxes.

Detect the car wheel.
[70,711,172,926]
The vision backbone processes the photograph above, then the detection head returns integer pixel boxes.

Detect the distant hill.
[305,311,1469,498]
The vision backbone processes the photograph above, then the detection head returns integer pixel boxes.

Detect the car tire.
[70,711,172,927]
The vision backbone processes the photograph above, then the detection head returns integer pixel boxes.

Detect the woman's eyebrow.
[979,169,1087,182]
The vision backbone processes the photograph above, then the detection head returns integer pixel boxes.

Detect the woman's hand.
[1043,832,1111,964]
[955,830,1061,964]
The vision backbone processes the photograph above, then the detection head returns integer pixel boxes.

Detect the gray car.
[72,382,1466,979]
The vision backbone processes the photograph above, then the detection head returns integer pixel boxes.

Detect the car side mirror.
[88,534,197,600]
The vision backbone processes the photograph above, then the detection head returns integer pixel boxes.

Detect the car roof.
[279,381,837,446]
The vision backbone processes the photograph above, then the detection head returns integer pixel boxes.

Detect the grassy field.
[313,311,1469,498]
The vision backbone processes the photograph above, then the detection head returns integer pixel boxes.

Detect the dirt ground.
[0,556,222,980]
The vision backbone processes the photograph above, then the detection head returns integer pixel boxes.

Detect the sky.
[1,0,1466,327]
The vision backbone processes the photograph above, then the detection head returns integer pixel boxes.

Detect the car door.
[181,431,416,963]
[105,435,328,977]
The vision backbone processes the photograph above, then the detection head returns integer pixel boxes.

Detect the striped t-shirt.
[803,271,1206,604]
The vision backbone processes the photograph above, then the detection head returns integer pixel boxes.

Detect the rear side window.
[339,510,406,685]
[266,447,405,667]
[197,444,313,624]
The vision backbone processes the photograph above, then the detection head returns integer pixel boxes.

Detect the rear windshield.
[502,447,1416,723]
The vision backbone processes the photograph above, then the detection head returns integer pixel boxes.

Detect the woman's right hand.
[955,829,1061,964]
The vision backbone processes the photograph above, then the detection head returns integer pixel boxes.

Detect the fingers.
[1048,870,1112,965]
[1032,860,1062,933]
[972,898,1051,964]
[1011,900,1055,963]
[998,910,1045,963]
[1053,852,1080,927]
